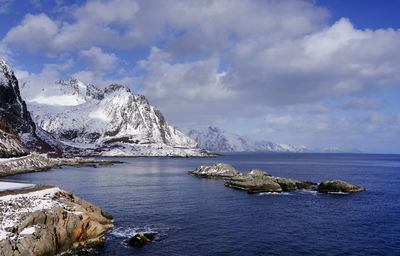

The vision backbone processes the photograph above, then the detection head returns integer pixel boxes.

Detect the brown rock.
[0,187,114,256]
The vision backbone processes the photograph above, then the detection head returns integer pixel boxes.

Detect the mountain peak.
[0,57,15,87]
[104,83,131,94]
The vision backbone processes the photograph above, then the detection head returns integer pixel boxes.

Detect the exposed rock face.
[22,78,211,157]
[0,57,59,154]
[189,163,316,193]
[182,126,308,152]
[317,180,366,193]
[0,117,28,158]
[0,186,114,256]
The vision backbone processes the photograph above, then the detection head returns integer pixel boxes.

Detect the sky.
[0,0,400,153]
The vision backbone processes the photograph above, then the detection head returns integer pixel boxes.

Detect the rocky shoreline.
[0,154,123,177]
[189,163,365,194]
[0,185,114,256]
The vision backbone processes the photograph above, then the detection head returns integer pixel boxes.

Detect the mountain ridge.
[22,77,210,157]
[182,126,308,153]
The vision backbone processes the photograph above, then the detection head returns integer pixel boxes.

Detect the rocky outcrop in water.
[189,163,239,179]
[317,180,366,193]
[127,233,156,248]
[189,163,316,193]
[0,186,114,255]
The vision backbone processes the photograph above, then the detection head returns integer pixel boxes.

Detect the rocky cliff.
[22,78,210,156]
[0,186,114,255]
[0,58,59,154]
[0,116,28,158]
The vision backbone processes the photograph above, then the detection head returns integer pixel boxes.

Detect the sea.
[2,153,400,255]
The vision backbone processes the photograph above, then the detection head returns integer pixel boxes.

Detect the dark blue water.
[2,153,400,255]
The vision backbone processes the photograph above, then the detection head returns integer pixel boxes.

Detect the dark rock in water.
[317,180,365,193]
[190,163,316,193]
[101,210,113,220]
[127,233,157,248]
[188,163,239,179]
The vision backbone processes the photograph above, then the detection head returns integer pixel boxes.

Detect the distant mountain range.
[181,126,308,153]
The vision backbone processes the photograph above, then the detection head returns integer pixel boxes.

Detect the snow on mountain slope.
[182,126,308,153]
[0,57,60,154]
[22,79,209,157]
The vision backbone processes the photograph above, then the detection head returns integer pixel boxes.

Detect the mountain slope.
[0,57,59,154]
[22,78,209,157]
[182,126,308,153]
[0,117,28,158]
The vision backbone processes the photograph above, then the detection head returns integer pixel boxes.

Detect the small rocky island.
[0,185,114,255]
[189,163,316,193]
[189,163,365,194]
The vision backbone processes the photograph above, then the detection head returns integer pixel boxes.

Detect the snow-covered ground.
[0,187,62,241]
[0,181,36,192]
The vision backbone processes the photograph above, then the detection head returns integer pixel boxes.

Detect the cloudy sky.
[1,0,400,153]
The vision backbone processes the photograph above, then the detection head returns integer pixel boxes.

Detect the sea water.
[3,153,400,255]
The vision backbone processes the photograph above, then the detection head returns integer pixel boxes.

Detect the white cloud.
[15,60,74,101]
[3,13,58,53]
[79,46,118,72]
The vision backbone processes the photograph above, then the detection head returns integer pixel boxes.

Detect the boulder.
[127,233,156,248]
[317,180,365,193]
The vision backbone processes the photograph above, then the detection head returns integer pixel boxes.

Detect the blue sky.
[0,0,399,153]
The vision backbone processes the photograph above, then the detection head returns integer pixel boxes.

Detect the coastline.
[0,154,123,177]
[0,185,114,255]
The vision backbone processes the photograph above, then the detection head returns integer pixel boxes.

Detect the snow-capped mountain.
[182,126,308,153]
[22,78,209,157]
[0,57,58,155]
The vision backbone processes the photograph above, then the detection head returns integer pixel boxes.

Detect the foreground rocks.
[189,163,316,193]
[0,153,123,177]
[317,180,366,193]
[0,186,114,256]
